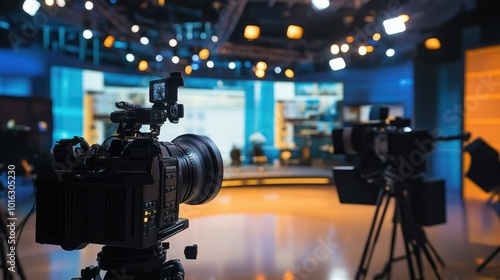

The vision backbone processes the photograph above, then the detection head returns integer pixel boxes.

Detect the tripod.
[355,176,445,280]
[476,189,500,273]
[74,242,198,280]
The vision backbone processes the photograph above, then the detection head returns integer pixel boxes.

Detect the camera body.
[35,72,223,251]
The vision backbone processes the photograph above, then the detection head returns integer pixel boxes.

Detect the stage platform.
[222,165,333,187]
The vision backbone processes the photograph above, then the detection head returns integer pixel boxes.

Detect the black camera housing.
[35,72,223,251]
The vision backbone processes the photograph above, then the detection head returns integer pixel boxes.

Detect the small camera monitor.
[150,79,167,103]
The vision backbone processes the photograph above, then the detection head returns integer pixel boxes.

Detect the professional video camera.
[35,72,223,279]
[332,116,469,280]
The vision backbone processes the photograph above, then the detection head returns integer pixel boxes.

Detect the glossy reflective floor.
[8,178,500,280]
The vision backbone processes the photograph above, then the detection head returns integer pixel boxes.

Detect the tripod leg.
[396,196,418,280]
[398,190,443,280]
[375,209,398,280]
[476,246,500,273]
[356,187,389,280]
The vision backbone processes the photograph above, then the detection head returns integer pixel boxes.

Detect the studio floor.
[6,167,500,280]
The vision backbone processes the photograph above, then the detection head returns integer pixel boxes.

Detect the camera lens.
[167,134,223,205]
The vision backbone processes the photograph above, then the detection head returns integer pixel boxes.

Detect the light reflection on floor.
[12,186,500,279]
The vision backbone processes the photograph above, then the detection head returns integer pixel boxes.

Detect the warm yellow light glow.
[103,35,115,48]
[287,25,303,39]
[143,217,148,223]
[244,25,260,40]
[45,0,54,6]
[185,65,192,75]
[366,45,374,52]
[255,69,265,78]
[399,14,410,23]
[341,43,349,53]
[346,35,354,43]
[255,274,266,280]
[284,69,294,78]
[138,60,148,71]
[373,33,381,41]
[199,48,210,60]
[158,0,165,6]
[425,37,441,50]
[256,61,267,70]
[283,271,294,280]
[221,177,330,187]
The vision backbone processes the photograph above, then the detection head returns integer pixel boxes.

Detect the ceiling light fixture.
[330,44,340,55]
[285,69,294,79]
[228,62,236,69]
[131,25,140,33]
[185,65,192,75]
[84,1,93,10]
[172,56,180,64]
[329,57,346,71]
[340,44,349,53]
[383,17,406,35]
[358,46,367,56]
[140,36,149,45]
[23,0,41,16]
[255,69,265,78]
[126,53,135,62]
[169,39,178,47]
[287,25,303,40]
[425,38,441,50]
[207,60,214,68]
[103,35,115,48]
[311,0,330,11]
[372,33,381,41]
[82,29,93,39]
[386,48,395,57]
[199,48,210,60]
[244,25,260,40]
[138,60,148,71]
[155,55,163,62]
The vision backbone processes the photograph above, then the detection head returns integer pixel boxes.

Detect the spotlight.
[192,54,200,62]
[85,1,93,10]
[358,46,367,56]
[256,61,267,70]
[45,0,54,6]
[207,60,214,68]
[23,0,41,16]
[255,69,265,78]
[185,65,192,75]
[82,29,93,39]
[330,44,340,55]
[169,39,178,47]
[329,57,346,71]
[199,48,210,60]
[155,54,163,62]
[103,35,115,48]
[372,33,381,41]
[55,0,65,7]
[274,67,282,74]
[287,25,303,40]
[340,44,349,53]
[140,36,149,45]
[126,53,135,62]
[346,36,354,43]
[398,14,410,23]
[244,25,260,40]
[425,38,441,50]
[228,62,236,69]
[171,56,180,64]
[383,17,406,35]
[131,24,140,33]
[366,45,374,53]
[284,69,294,79]
[138,60,148,71]
[311,0,330,11]
[386,48,395,57]
[211,35,219,43]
